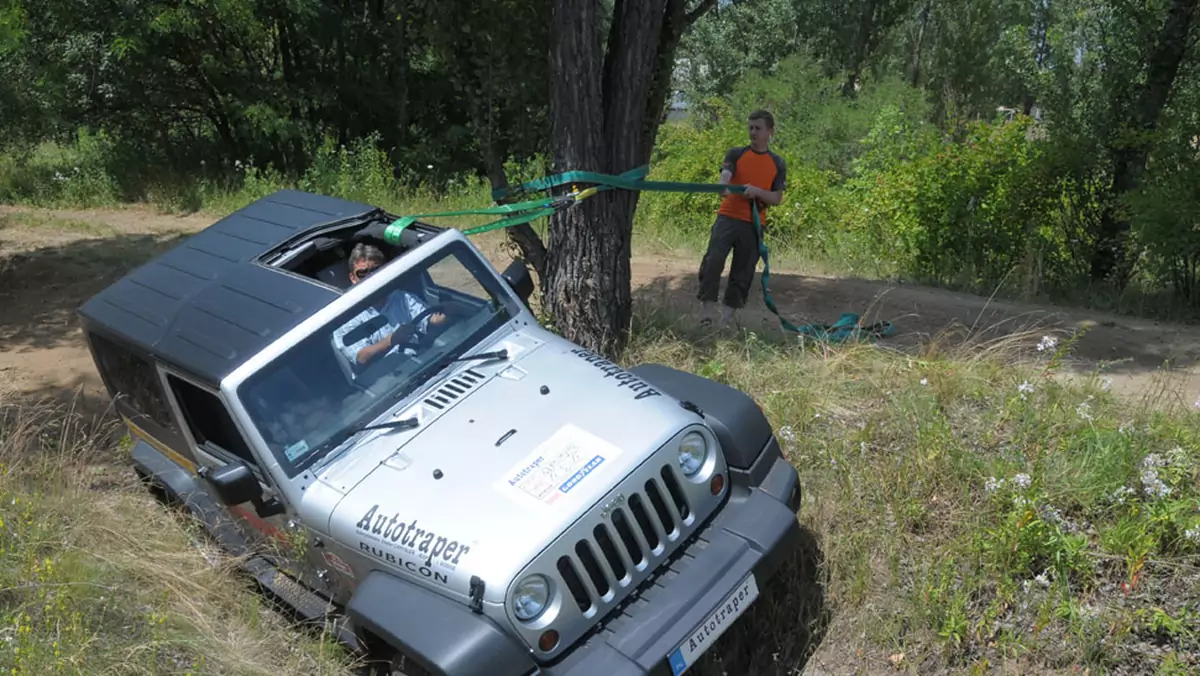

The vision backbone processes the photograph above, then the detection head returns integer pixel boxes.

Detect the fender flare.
[629,363,777,480]
[345,570,534,676]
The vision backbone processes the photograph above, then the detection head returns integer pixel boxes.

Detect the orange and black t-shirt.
[718,145,787,225]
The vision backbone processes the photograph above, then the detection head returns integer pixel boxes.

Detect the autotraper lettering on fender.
[569,348,662,400]
[354,504,470,572]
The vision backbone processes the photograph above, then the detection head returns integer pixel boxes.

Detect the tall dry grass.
[0,397,359,675]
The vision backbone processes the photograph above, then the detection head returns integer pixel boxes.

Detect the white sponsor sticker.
[495,424,623,507]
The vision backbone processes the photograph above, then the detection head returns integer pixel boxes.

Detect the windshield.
[237,239,517,477]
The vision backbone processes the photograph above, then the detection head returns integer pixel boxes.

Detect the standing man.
[696,109,786,329]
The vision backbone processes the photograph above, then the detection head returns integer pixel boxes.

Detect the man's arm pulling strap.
[382,164,893,342]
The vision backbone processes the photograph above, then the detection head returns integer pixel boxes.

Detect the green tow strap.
[384,165,894,343]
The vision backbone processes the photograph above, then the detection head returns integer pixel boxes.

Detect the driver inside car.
[332,242,447,369]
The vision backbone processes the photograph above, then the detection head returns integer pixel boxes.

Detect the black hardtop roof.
[78,189,385,383]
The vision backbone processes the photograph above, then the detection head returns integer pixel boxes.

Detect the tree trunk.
[543,0,716,358]
[1091,0,1197,285]
[544,0,628,358]
[909,0,932,88]
[543,0,657,358]
[843,0,877,97]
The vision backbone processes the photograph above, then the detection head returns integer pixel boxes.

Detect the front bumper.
[535,450,802,676]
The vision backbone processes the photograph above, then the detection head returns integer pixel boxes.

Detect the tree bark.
[1091,0,1197,285]
[909,0,932,88]
[843,0,877,97]
[544,0,671,358]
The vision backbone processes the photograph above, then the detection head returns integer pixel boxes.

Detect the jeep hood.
[323,329,695,604]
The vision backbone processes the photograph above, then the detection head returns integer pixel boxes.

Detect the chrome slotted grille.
[556,464,694,615]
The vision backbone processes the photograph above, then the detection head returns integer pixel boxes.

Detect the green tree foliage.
[1,0,548,193]
[6,0,1200,318]
[665,0,1200,316]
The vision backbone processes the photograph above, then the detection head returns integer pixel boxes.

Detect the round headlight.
[678,431,708,477]
[512,574,552,622]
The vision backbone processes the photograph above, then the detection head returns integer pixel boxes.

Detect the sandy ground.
[3,202,1200,416]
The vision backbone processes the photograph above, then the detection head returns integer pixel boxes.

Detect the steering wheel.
[389,304,448,351]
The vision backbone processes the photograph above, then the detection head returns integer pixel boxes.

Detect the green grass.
[621,309,1200,674]
[3,307,1198,674]
[0,211,115,236]
[0,403,359,675]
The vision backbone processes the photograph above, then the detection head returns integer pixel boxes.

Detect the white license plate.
[666,572,760,675]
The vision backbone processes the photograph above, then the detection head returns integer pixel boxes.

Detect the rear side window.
[87,331,176,432]
[165,374,257,467]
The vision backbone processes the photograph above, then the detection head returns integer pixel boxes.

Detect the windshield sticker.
[284,439,310,461]
[353,504,470,584]
[569,348,662,400]
[495,424,624,507]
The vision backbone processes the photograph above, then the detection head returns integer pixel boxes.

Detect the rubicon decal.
[569,348,662,400]
[354,504,471,574]
[358,542,451,585]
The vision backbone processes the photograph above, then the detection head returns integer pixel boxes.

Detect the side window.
[87,331,176,432]
[165,374,257,467]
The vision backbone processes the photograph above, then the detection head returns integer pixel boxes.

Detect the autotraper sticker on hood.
[494,423,624,508]
[569,347,662,400]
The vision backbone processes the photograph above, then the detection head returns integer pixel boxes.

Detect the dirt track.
[3,203,1200,415]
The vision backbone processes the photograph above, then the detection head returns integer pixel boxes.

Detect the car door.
[157,366,304,565]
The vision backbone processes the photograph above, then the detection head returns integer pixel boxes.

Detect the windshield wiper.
[447,348,508,363]
[353,416,421,434]
[312,415,420,460]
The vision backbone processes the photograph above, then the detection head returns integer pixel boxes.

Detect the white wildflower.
[920,377,928,386]
[1076,400,1094,422]
[1037,336,1057,352]
[1035,571,1051,588]
[1013,473,1032,490]
[1184,527,1200,545]
[1040,505,1073,532]
[985,476,1005,494]
[1166,446,1188,469]
[1194,394,1200,410]
[1018,381,1034,399]
[1140,457,1171,499]
[234,159,243,169]
[427,164,434,169]
[1141,453,1166,469]
[1101,377,1113,391]
[1110,486,1134,505]
[777,425,795,444]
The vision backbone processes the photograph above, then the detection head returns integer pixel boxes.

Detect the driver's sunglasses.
[353,266,377,279]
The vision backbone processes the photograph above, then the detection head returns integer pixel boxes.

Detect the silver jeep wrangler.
[78,190,802,675]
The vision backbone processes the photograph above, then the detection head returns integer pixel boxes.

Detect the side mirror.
[501,260,534,303]
[199,461,286,518]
